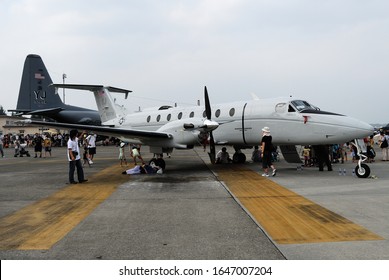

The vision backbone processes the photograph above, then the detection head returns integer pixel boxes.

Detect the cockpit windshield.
[290,100,319,112]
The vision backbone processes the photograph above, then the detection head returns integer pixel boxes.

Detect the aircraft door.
[240,102,259,145]
[213,102,249,145]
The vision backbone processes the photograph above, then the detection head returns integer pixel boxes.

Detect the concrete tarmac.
[0,144,388,260]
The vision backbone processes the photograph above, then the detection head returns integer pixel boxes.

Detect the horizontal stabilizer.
[9,107,63,116]
[50,84,132,99]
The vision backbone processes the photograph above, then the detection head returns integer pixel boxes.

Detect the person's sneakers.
[79,179,88,183]
[261,173,269,177]
[272,169,277,177]
[70,181,78,184]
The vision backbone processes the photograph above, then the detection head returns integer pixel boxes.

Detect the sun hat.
[262,126,270,133]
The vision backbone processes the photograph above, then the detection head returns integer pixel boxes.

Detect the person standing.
[43,135,52,157]
[312,145,333,171]
[302,146,311,167]
[260,127,276,177]
[0,134,4,158]
[33,133,43,158]
[86,133,97,164]
[379,132,389,161]
[119,142,128,166]
[68,130,87,184]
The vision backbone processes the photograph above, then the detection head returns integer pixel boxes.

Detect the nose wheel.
[351,139,371,179]
[355,163,370,178]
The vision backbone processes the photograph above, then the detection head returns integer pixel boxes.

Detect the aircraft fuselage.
[116,97,373,147]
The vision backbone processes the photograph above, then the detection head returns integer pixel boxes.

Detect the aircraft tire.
[355,163,370,178]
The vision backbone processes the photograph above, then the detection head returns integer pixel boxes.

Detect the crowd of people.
[1,127,388,180]
[1,132,67,153]
[298,131,389,170]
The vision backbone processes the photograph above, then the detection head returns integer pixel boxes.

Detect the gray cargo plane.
[11,54,103,125]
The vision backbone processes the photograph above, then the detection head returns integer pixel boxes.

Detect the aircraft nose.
[350,118,374,138]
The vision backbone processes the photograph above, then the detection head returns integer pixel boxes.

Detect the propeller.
[204,86,216,164]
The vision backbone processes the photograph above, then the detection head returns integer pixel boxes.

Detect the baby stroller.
[14,143,31,157]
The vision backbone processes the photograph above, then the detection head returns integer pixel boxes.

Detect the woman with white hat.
[260,126,277,177]
[118,142,128,166]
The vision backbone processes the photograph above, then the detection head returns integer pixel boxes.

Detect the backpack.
[381,137,388,148]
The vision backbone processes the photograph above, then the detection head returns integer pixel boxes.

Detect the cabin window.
[167,114,171,121]
[229,108,235,117]
[147,116,151,123]
[178,112,183,120]
[215,109,221,118]
[203,110,206,118]
[156,115,161,122]
[189,111,194,118]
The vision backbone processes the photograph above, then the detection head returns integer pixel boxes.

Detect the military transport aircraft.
[23,83,374,178]
[11,54,102,125]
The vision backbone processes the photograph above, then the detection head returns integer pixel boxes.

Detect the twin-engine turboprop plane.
[24,84,374,178]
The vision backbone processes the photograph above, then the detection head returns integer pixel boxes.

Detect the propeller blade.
[204,86,216,164]
[208,132,216,164]
[204,86,211,120]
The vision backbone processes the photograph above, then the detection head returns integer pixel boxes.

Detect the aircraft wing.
[23,120,172,142]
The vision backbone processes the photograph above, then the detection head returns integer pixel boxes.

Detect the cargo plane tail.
[11,54,101,125]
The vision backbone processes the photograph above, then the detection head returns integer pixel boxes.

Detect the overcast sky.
[1,0,388,124]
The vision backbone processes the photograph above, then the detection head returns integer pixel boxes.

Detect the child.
[130,144,145,165]
[302,146,311,167]
[82,143,91,167]
[119,142,128,166]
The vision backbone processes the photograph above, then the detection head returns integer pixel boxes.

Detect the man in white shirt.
[68,130,87,184]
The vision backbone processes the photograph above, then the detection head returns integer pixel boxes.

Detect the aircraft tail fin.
[15,54,64,113]
[94,88,130,124]
[50,84,131,124]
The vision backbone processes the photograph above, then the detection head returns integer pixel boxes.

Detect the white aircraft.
[24,85,374,178]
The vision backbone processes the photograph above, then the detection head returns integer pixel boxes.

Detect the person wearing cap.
[260,126,277,177]
[119,142,128,166]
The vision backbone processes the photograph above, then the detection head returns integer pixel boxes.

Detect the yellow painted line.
[0,164,128,250]
[213,165,383,244]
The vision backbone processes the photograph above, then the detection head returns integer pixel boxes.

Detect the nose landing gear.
[351,139,371,178]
